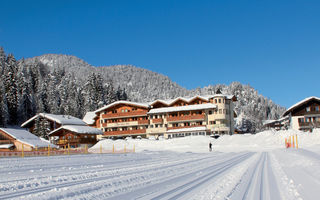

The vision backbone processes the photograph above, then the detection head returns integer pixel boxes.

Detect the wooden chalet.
[283,96,320,131]
[21,113,87,134]
[0,128,55,151]
[48,125,103,148]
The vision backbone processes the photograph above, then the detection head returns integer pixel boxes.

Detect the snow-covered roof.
[149,95,236,106]
[283,96,320,116]
[95,101,149,113]
[21,113,86,127]
[148,103,216,114]
[263,116,289,126]
[167,126,207,133]
[48,125,103,136]
[0,144,14,149]
[262,120,277,126]
[0,128,55,148]
[83,112,97,125]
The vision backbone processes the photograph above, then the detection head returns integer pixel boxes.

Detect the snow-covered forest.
[0,47,127,127]
[0,47,285,132]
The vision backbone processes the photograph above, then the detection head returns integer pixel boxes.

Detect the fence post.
[133,144,135,153]
[48,144,50,156]
[112,144,114,153]
[296,134,298,149]
[124,143,126,153]
[292,135,295,148]
[85,144,88,154]
[21,144,24,158]
[68,143,70,155]
[100,143,102,154]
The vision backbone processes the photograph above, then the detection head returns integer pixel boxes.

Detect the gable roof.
[149,94,236,107]
[94,101,149,114]
[283,96,320,116]
[148,103,216,114]
[83,112,97,125]
[0,128,56,148]
[21,113,86,128]
[48,125,103,136]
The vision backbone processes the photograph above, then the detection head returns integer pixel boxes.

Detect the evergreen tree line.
[0,47,127,127]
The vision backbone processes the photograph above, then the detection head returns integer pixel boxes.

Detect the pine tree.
[0,82,9,127]
[4,54,19,125]
[17,81,36,124]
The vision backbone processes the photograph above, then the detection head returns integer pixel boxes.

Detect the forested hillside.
[0,47,285,132]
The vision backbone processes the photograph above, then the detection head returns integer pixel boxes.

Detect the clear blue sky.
[1,0,319,108]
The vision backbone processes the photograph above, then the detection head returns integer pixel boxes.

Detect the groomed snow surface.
[1,129,320,200]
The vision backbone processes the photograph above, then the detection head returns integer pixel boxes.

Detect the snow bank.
[90,129,320,153]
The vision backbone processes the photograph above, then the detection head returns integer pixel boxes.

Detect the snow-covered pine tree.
[32,117,42,137]
[17,81,36,124]
[0,81,9,127]
[4,54,19,125]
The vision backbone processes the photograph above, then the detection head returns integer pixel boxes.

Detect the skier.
[209,142,212,152]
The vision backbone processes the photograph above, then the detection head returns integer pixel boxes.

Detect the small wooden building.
[48,125,103,148]
[0,128,55,151]
[21,113,87,134]
[282,96,320,131]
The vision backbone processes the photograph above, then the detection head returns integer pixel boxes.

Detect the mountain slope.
[23,54,285,132]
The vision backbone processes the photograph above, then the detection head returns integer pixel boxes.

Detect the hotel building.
[85,94,237,139]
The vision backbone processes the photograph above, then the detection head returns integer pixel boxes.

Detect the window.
[209,111,212,115]
[91,135,95,138]
[84,135,88,138]
[306,118,310,122]
[306,107,311,112]
[219,109,222,114]
[316,106,320,112]
[218,99,221,103]
[215,99,217,103]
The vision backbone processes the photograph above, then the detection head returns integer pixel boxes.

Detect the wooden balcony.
[167,114,205,122]
[167,125,205,130]
[102,111,147,119]
[0,140,13,144]
[152,118,163,124]
[54,138,97,145]
[138,119,149,124]
[299,121,320,128]
[104,129,146,136]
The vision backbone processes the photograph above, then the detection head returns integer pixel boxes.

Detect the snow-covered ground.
[1,129,320,199]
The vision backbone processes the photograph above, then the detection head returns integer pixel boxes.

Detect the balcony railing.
[211,124,227,128]
[0,140,13,144]
[299,121,320,127]
[152,118,163,124]
[167,114,205,122]
[102,111,147,119]
[167,125,205,130]
[104,129,147,135]
[54,138,97,145]
[138,120,149,124]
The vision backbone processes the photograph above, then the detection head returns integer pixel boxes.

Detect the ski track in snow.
[1,149,320,199]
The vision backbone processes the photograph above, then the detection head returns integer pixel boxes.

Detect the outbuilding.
[0,128,55,151]
[48,125,103,148]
